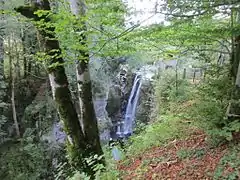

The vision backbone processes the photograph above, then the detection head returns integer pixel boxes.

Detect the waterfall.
[117,74,142,137]
[51,74,143,143]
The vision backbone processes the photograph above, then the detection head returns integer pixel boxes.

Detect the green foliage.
[2,0,240,179]
[22,89,55,133]
[152,68,193,118]
[214,143,240,180]
[177,148,206,160]
[94,150,120,180]
[0,115,7,140]
[0,76,9,143]
[126,115,188,156]
[151,61,238,145]
[61,151,118,180]
[0,129,54,180]
[188,65,236,142]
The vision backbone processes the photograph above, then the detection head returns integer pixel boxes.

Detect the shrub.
[0,129,54,180]
[187,65,238,143]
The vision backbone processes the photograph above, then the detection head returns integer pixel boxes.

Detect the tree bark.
[0,31,3,80]
[15,0,90,171]
[14,38,21,78]
[8,36,12,87]
[182,68,186,79]
[21,28,28,78]
[234,10,240,87]
[68,0,104,161]
[228,9,240,117]
[235,43,240,87]
[11,73,20,137]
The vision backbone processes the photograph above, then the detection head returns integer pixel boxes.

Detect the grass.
[125,114,191,156]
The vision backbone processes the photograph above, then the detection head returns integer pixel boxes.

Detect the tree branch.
[155,0,240,18]
[187,47,230,54]
[90,14,156,57]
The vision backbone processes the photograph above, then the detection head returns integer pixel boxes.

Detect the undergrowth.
[156,65,240,144]
[186,66,240,144]
[126,115,190,156]
[214,143,240,180]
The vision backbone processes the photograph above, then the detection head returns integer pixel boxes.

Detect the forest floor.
[118,127,240,180]
[117,99,240,179]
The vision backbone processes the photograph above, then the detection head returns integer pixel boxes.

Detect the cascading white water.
[116,74,142,137]
[52,74,142,142]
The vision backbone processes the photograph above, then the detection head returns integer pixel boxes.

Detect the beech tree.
[68,0,103,159]
[15,0,104,176]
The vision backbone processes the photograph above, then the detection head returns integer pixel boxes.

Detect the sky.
[124,0,168,27]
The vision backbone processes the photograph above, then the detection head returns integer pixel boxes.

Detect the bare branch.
[155,0,240,18]
[187,47,230,54]
[155,10,209,18]
[90,14,156,57]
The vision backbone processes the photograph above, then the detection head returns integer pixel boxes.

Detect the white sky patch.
[124,0,169,27]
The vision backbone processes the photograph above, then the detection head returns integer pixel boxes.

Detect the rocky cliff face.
[135,79,154,126]
[95,63,155,140]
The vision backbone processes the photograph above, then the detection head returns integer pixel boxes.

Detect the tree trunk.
[28,61,32,75]
[21,28,28,78]
[193,69,196,83]
[182,68,186,79]
[68,0,104,161]
[15,0,90,172]
[23,56,27,78]
[234,10,240,87]
[228,9,240,117]
[11,74,20,137]
[235,42,240,87]
[175,63,178,96]
[7,33,20,137]
[0,31,3,80]
[230,8,239,80]
[8,36,12,87]
[14,39,21,78]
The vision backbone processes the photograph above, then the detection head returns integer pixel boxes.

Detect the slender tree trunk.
[21,29,28,78]
[8,36,12,86]
[0,32,3,80]
[175,61,178,96]
[7,34,20,137]
[28,61,32,75]
[230,8,239,79]
[16,0,90,171]
[23,56,27,77]
[68,0,104,160]
[182,68,186,79]
[14,39,21,78]
[193,69,196,83]
[11,74,20,137]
